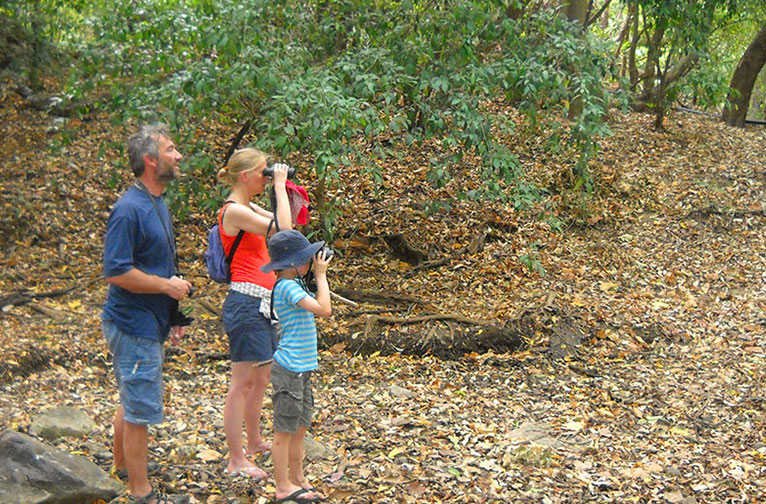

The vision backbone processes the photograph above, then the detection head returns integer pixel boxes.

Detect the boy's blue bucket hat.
[261,230,324,273]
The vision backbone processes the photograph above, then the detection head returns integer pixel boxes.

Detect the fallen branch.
[407,232,487,275]
[330,290,359,308]
[0,285,79,311]
[333,287,425,306]
[366,312,494,326]
[339,308,410,317]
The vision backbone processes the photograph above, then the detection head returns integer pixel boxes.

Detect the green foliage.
[0,0,93,86]
[620,0,747,124]
[520,243,546,276]
[19,0,620,237]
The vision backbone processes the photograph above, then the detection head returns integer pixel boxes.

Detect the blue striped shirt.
[272,279,318,372]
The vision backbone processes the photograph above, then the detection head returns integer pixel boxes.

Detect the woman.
[216,148,292,479]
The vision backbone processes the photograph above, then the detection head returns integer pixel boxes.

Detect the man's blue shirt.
[102,185,175,341]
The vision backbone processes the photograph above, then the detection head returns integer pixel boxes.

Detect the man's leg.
[124,419,152,498]
[113,405,126,471]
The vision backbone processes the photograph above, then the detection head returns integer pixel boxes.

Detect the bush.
[58,0,619,235]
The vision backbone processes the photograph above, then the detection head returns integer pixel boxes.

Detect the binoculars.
[263,161,295,179]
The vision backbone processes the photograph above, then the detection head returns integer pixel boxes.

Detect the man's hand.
[169,325,186,345]
[165,275,192,301]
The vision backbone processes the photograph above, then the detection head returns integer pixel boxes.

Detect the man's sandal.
[127,486,190,504]
[114,461,160,481]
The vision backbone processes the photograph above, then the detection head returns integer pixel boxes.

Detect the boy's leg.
[287,427,307,485]
[289,427,326,500]
[274,430,322,501]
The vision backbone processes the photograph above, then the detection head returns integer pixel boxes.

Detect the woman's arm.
[223,204,273,236]
[248,202,273,219]
[270,164,293,234]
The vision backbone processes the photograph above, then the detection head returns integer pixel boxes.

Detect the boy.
[261,230,332,504]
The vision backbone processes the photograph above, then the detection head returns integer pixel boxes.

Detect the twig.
[330,290,359,307]
[222,120,252,170]
[340,308,410,317]
[367,313,494,326]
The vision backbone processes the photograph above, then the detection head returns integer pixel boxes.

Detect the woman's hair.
[127,123,170,177]
[217,148,267,185]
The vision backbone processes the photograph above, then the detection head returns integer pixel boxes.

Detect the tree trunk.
[722,24,766,128]
[627,3,639,87]
[563,0,588,119]
[564,0,588,25]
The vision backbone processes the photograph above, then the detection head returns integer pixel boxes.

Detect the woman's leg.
[224,361,263,472]
[245,362,272,455]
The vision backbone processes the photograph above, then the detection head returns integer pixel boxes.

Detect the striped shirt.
[272,279,318,372]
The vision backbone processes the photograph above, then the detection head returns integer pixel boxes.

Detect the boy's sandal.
[127,486,190,504]
[301,487,327,502]
[274,487,321,504]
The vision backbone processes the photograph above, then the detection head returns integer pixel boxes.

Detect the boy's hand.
[313,249,333,276]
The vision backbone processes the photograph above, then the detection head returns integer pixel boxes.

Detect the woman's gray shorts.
[271,361,314,433]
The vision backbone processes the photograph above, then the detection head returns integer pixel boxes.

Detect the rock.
[26,93,64,114]
[389,385,414,398]
[303,436,336,461]
[29,406,97,441]
[0,430,123,504]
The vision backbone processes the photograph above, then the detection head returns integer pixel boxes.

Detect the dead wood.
[381,233,428,265]
[408,232,487,275]
[339,307,410,317]
[365,312,493,326]
[0,285,77,311]
[333,287,426,306]
[27,302,68,321]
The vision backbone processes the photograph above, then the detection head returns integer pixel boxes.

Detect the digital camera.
[316,246,334,260]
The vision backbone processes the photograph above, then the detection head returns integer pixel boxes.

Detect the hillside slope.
[1,86,766,503]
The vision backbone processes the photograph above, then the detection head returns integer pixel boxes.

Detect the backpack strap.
[269,278,282,321]
[267,217,280,236]
[220,201,246,265]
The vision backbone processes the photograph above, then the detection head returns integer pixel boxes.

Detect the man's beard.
[156,161,177,183]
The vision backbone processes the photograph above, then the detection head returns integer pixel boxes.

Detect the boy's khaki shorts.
[271,362,314,433]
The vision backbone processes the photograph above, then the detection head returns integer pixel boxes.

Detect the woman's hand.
[270,162,290,187]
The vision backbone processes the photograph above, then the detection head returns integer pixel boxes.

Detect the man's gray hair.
[127,123,170,177]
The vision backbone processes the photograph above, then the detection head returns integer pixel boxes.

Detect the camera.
[316,246,334,260]
[170,309,194,327]
[262,161,295,179]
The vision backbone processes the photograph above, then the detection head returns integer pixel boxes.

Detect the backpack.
[205,201,245,283]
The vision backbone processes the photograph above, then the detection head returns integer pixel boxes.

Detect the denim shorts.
[271,362,313,433]
[222,290,278,363]
[103,319,164,425]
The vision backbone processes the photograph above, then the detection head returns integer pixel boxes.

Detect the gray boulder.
[0,430,123,504]
[29,406,97,441]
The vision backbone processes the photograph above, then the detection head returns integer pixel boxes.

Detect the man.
[102,124,192,504]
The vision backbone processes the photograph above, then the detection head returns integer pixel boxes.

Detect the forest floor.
[1,83,766,504]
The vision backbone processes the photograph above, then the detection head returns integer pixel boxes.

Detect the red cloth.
[285,180,310,225]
